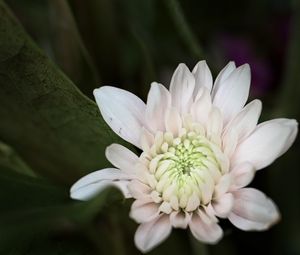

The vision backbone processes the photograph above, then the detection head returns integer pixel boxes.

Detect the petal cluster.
[70,61,298,253]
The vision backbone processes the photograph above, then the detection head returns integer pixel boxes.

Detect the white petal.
[189,210,223,244]
[130,199,160,223]
[94,86,146,148]
[192,60,213,96]
[224,99,262,142]
[71,180,130,200]
[134,214,172,253]
[270,118,299,156]
[105,144,138,173]
[232,118,298,170]
[70,168,131,200]
[70,168,128,193]
[229,162,255,191]
[229,188,280,231]
[169,63,195,114]
[212,61,236,98]
[140,127,155,152]
[165,107,182,136]
[206,107,223,146]
[213,64,251,124]
[214,174,231,198]
[222,126,238,158]
[186,192,201,212]
[204,204,219,223]
[170,211,191,228]
[128,180,152,199]
[212,193,234,218]
[190,88,212,125]
[146,82,171,132]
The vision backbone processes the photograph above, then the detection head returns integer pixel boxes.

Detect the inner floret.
[141,127,227,213]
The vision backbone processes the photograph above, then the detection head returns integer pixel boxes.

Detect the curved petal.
[229,162,255,191]
[228,188,280,231]
[224,99,262,142]
[130,199,160,223]
[212,64,251,124]
[134,214,172,253]
[165,107,182,136]
[170,211,191,228]
[212,192,234,218]
[206,107,223,146]
[189,209,223,244]
[191,87,212,125]
[94,86,146,148]
[232,118,298,170]
[128,180,152,199]
[105,144,138,173]
[140,127,155,152]
[212,61,236,98]
[169,63,195,114]
[146,82,171,132]
[71,180,130,200]
[70,168,131,200]
[214,174,231,198]
[192,60,213,96]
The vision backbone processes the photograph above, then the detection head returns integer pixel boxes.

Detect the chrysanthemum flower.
[70,61,298,252]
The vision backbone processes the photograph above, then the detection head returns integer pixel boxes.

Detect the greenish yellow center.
[143,129,226,212]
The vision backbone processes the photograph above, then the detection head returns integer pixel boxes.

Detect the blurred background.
[0,0,299,254]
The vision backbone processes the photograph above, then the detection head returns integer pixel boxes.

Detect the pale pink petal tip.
[134,215,172,253]
[93,86,146,148]
[189,211,223,244]
[233,118,298,170]
[229,188,280,231]
[70,168,131,200]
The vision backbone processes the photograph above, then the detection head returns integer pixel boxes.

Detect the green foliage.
[0,141,36,177]
[0,0,299,254]
[0,167,123,254]
[0,0,124,184]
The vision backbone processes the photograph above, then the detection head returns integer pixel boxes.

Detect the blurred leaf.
[269,1,300,254]
[189,234,209,255]
[163,0,203,60]
[5,0,100,98]
[147,229,193,255]
[0,167,123,254]
[0,141,36,177]
[47,0,101,97]
[70,0,121,83]
[0,0,124,184]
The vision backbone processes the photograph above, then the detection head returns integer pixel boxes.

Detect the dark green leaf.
[0,141,36,177]
[0,167,123,254]
[0,0,125,184]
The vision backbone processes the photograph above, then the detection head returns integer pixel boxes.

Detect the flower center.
[140,127,228,213]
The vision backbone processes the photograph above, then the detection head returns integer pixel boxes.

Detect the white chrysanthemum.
[70,61,298,253]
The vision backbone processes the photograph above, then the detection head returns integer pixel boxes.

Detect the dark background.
[0,0,299,254]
